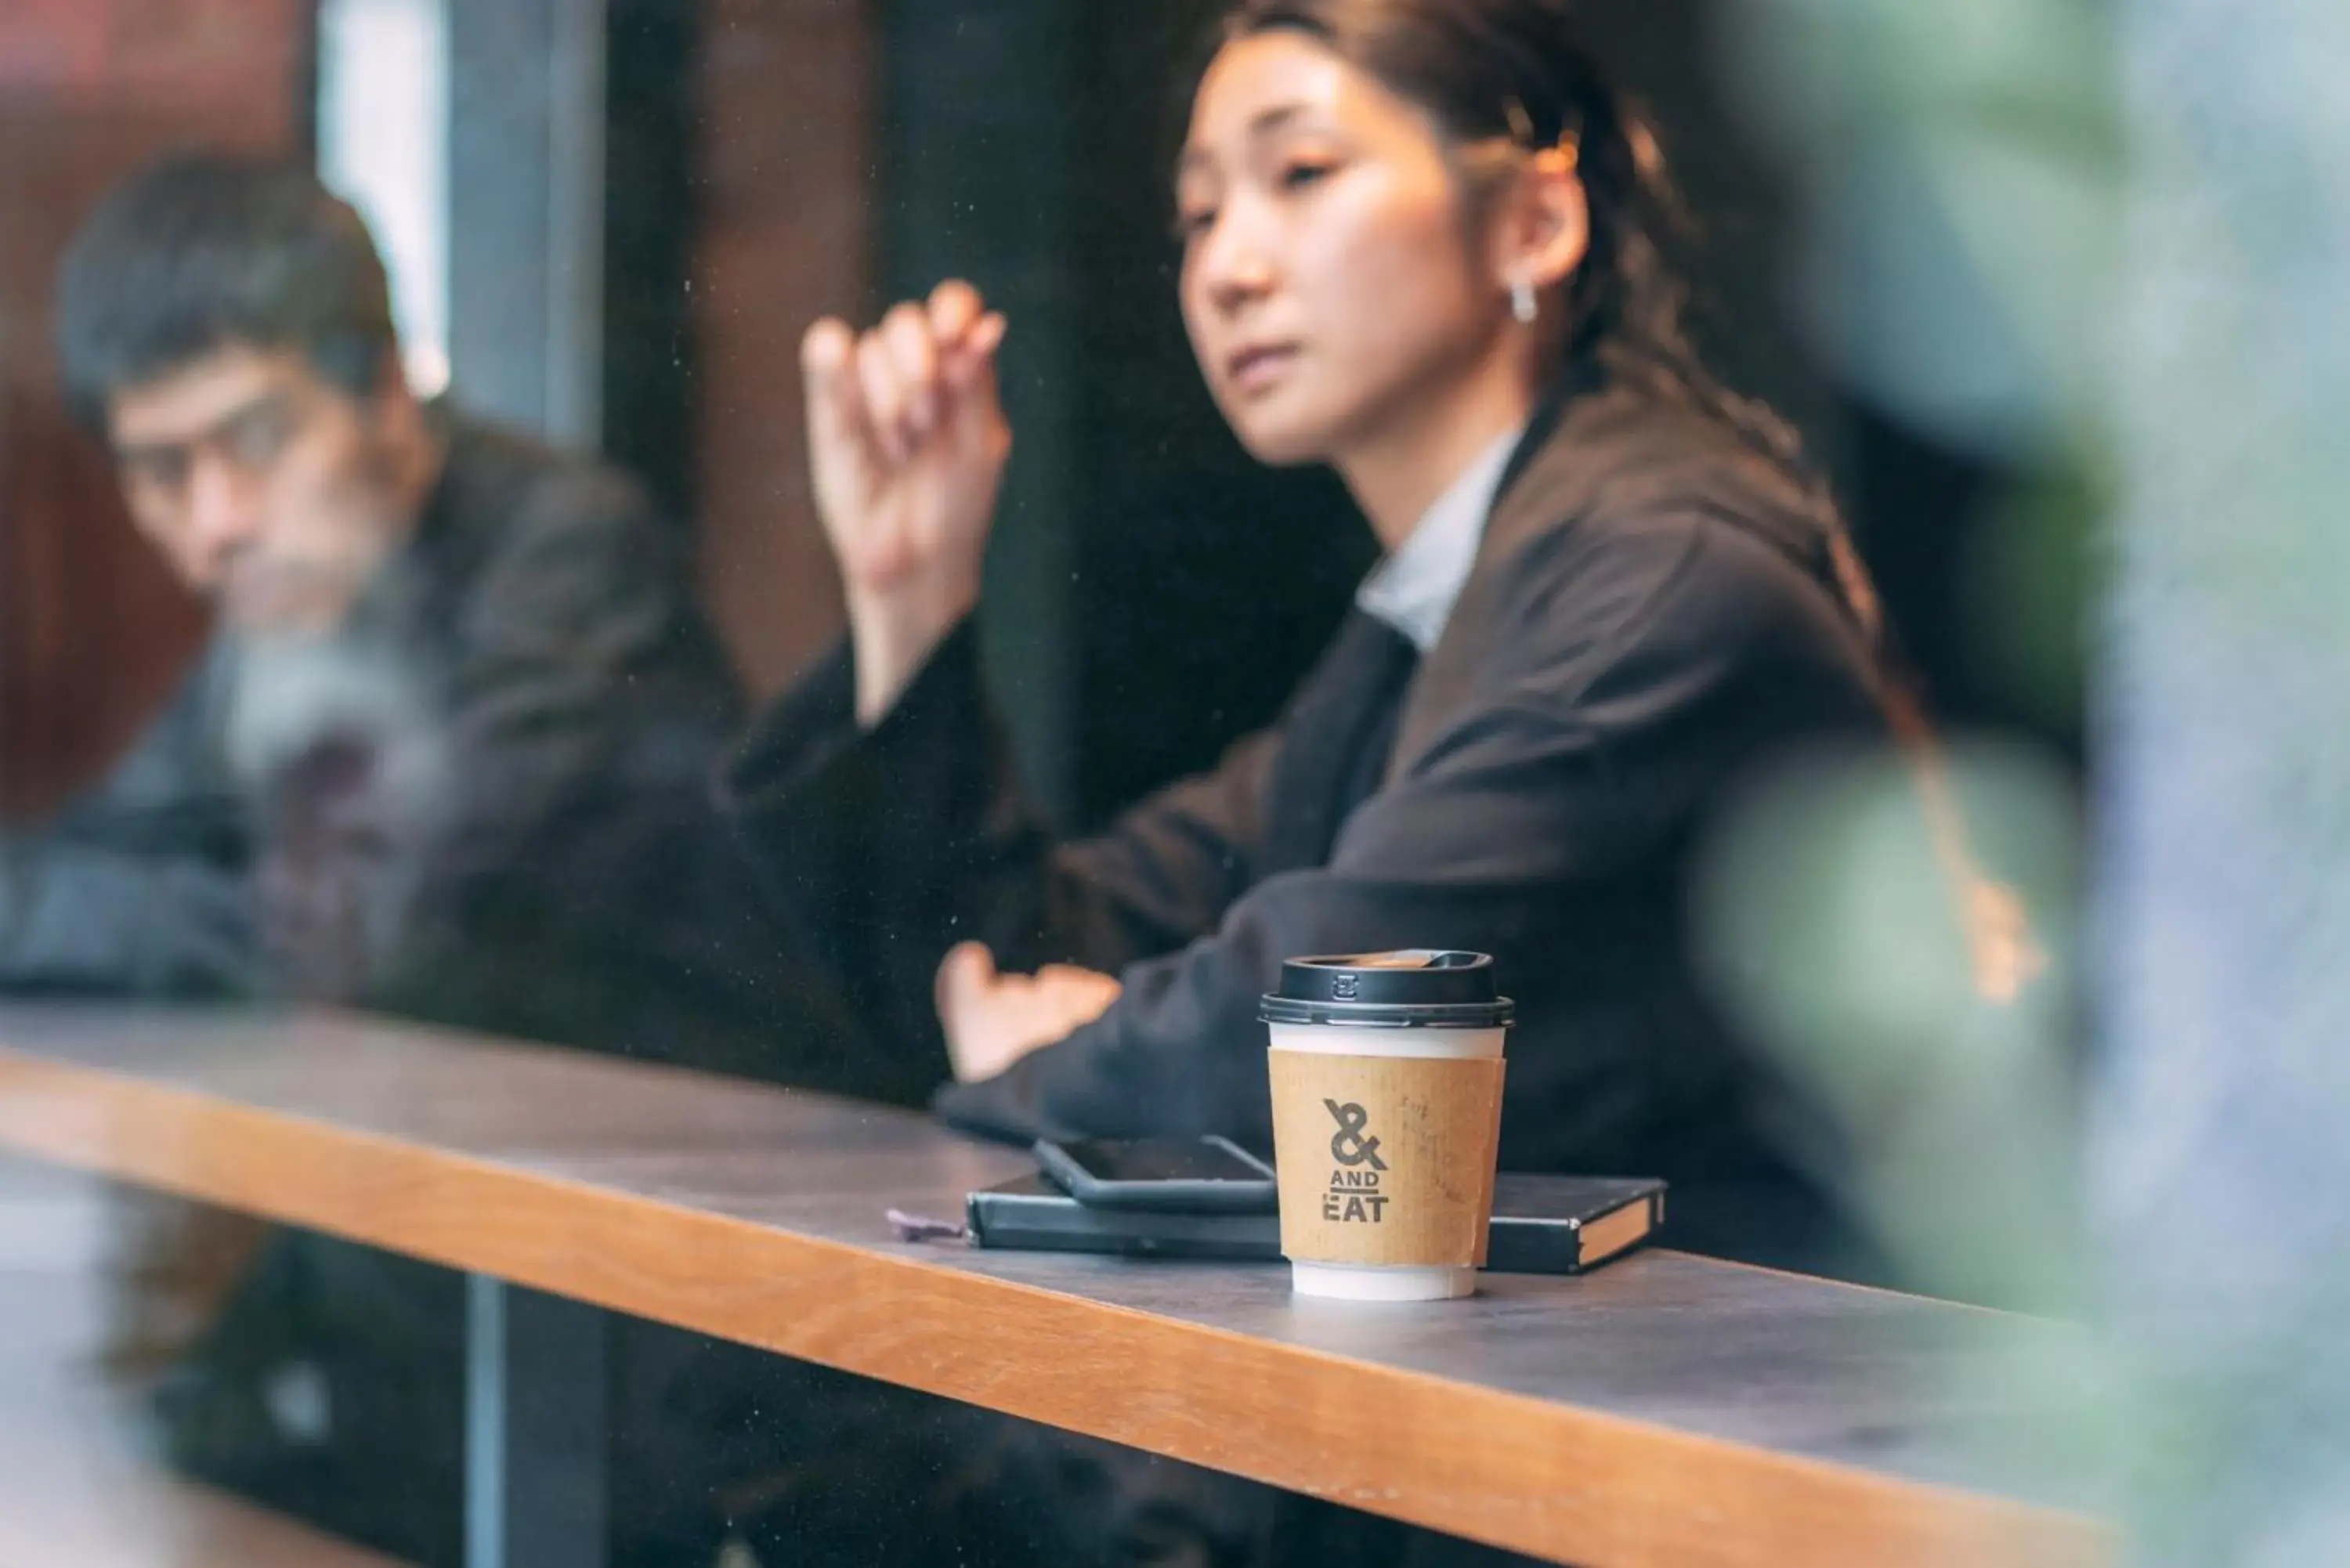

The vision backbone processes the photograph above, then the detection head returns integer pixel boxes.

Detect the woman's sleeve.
[725,617,1278,1064]
[934,516,1886,1156]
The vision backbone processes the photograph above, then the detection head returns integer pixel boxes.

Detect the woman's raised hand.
[801,280,1010,724]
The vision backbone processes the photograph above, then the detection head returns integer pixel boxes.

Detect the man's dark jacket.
[729,367,1895,1273]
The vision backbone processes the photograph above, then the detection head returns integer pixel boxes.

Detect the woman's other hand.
[801,280,1010,725]
[935,942,1123,1083]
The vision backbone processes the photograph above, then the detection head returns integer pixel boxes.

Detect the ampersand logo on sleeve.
[1323,1098,1389,1222]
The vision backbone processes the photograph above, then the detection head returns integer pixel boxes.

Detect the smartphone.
[1032,1136,1279,1213]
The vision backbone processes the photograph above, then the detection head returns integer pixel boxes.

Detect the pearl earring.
[1510,277,1538,324]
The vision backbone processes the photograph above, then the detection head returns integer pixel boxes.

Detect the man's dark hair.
[54,152,398,431]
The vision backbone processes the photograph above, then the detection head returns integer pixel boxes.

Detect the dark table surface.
[0,1005,2105,1568]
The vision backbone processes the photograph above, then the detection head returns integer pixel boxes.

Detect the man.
[17,153,883,1084]
[16,153,878,1566]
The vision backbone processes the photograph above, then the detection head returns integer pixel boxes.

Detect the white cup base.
[1289,1261,1476,1302]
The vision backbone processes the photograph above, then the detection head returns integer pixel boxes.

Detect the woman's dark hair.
[54,152,396,431]
[1217,0,2034,999]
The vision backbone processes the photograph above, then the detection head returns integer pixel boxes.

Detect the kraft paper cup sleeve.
[1267,1050,1507,1272]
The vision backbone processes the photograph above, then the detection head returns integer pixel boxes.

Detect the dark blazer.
[729,367,1896,1270]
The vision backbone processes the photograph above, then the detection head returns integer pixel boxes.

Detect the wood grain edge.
[0,1048,2109,1568]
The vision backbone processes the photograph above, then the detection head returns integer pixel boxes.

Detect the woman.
[731,0,1935,1277]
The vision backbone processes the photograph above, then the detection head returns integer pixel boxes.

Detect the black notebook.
[967,1172,1663,1275]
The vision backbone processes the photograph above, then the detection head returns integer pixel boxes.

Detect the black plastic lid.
[1259,950,1514,1029]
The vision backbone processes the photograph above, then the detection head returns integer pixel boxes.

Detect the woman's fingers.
[935,312,1009,465]
[927,279,985,344]
[1035,964,1123,1029]
[1036,962,1120,995]
[801,315,854,380]
[848,291,1001,463]
[943,311,1008,393]
[879,302,941,441]
[935,941,998,1028]
[807,286,1007,498]
[855,330,912,464]
[924,277,1003,392]
[800,317,869,461]
[938,942,1020,1083]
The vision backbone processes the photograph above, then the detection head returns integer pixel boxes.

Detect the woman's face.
[1178,31,1504,467]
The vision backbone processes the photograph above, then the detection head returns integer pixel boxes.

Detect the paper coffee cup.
[1260,952,1511,1302]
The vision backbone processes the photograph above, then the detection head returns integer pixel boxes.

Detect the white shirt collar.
[1354,425,1523,652]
